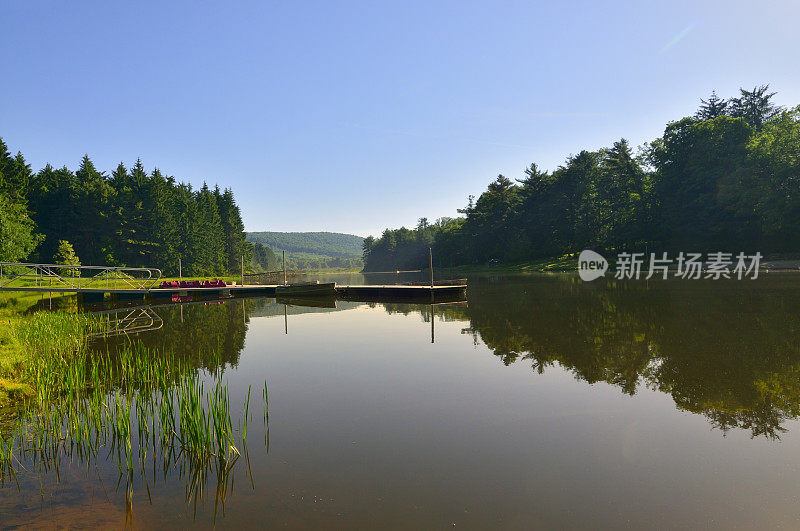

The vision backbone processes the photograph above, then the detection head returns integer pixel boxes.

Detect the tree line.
[0,141,250,276]
[363,85,800,270]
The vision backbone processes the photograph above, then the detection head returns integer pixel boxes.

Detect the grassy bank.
[0,292,87,404]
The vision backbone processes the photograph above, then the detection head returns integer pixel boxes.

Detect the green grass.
[0,314,270,503]
[0,292,81,403]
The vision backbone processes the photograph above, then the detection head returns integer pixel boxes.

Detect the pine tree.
[29,164,78,262]
[596,139,646,248]
[217,187,249,273]
[146,168,180,272]
[194,183,225,274]
[695,91,728,120]
[729,85,782,130]
[0,143,33,201]
[173,183,200,274]
[74,155,114,264]
[0,138,13,193]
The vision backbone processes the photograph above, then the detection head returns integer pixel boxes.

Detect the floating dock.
[0,261,466,303]
[0,283,467,303]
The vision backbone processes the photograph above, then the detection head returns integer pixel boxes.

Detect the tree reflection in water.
[384,274,800,439]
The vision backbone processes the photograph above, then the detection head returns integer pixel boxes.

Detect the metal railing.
[0,262,162,291]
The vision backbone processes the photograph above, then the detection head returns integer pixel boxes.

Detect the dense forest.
[0,141,250,276]
[363,85,800,271]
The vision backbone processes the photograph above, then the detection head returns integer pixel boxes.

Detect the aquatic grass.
[242,385,251,444]
[12,311,103,362]
[0,333,270,515]
[262,379,269,423]
[0,302,272,517]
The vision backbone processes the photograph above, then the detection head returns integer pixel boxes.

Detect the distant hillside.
[247,231,364,258]
[246,231,365,270]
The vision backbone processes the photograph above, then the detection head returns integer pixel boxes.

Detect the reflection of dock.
[335,284,467,303]
[275,295,337,308]
[89,306,163,338]
[4,282,466,304]
[86,294,468,344]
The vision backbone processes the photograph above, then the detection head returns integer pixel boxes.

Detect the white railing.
[0,262,162,291]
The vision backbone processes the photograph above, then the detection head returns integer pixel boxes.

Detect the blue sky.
[2,0,799,236]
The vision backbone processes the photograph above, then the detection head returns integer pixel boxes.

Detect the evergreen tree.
[216,187,249,273]
[0,143,33,201]
[148,168,180,273]
[194,183,225,274]
[74,155,115,264]
[596,139,646,249]
[29,164,78,262]
[0,137,251,274]
[695,91,728,120]
[730,85,782,130]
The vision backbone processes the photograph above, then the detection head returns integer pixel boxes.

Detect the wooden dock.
[0,261,466,303]
[0,283,467,303]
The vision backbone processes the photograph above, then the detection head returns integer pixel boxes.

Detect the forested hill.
[246,232,365,271]
[363,84,800,271]
[246,232,364,258]
[0,139,249,277]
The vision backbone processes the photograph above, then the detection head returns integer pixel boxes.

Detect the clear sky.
[2,1,799,236]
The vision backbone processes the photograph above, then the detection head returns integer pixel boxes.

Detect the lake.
[3,273,800,528]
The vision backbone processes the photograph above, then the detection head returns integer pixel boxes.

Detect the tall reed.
[0,310,270,515]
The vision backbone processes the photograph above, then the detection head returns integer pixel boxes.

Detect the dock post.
[429,247,434,288]
[430,304,435,343]
[178,258,182,281]
[282,251,287,286]
[241,255,244,287]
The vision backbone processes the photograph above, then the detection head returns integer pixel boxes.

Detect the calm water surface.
[3,273,800,529]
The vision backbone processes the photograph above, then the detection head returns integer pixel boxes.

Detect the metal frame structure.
[0,262,162,292]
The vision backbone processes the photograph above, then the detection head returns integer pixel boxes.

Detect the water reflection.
[5,275,800,527]
[458,274,800,439]
[87,275,800,440]
[89,306,164,338]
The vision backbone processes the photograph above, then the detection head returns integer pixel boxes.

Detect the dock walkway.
[0,262,466,303]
